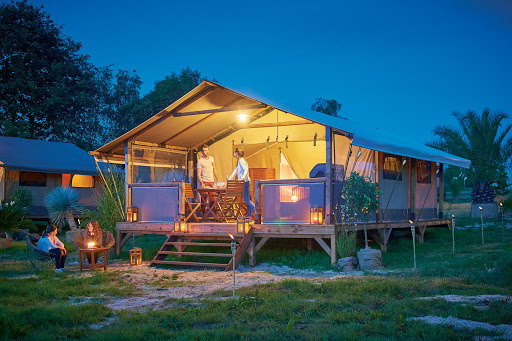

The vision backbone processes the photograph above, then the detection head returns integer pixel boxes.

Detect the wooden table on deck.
[196,187,226,222]
[79,247,108,271]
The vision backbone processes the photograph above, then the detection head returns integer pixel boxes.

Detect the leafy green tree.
[113,67,203,137]
[428,109,512,203]
[311,98,344,118]
[0,1,143,150]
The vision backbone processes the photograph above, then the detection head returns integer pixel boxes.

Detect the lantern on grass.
[127,206,138,222]
[237,215,250,234]
[174,216,187,233]
[310,206,324,225]
[129,247,142,265]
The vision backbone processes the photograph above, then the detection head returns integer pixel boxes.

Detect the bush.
[86,171,125,233]
[11,189,32,212]
[0,201,25,233]
[336,225,356,258]
[502,197,512,212]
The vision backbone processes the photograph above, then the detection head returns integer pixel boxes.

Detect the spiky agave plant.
[44,187,84,231]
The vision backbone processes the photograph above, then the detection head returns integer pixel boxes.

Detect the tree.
[111,67,203,137]
[311,98,344,118]
[427,109,512,203]
[0,1,142,151]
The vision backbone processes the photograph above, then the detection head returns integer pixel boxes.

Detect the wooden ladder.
[150,231,255,271]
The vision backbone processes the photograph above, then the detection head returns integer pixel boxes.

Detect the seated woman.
[81,220,104,264]
[37,224,67,273]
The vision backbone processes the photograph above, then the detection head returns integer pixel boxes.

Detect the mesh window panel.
[131,186,179,222]
[262,183,324,224]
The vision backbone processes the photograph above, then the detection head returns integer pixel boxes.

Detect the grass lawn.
[0,219,511,340]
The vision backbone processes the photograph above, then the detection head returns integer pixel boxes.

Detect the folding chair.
[184,182,201,222]
[216,180,245,222]
[25,234,55,273]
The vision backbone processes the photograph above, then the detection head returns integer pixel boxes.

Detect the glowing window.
[71,175,94,188]
[382,154,403,181]
[19,172,47,187]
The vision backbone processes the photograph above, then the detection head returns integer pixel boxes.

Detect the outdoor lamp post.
[129,247,142,265]
[479,206,484,245]
[127,206,138,222]
[409,220,417,270]
[500,202,504,239]
[451,215,455,254]
[229,234,236,301]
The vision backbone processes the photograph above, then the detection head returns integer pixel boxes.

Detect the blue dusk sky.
[21,0,512,143]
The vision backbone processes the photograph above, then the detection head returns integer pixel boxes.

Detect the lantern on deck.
[174,216,187,233]
[129,247,142,265]
[310,206,324,225]
[237,215,250,234]
[127,206,138,222]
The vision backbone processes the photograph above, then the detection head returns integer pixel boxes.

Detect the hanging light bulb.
[237,112,249,121]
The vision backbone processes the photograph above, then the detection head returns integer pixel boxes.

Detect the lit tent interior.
[93,79,470,224]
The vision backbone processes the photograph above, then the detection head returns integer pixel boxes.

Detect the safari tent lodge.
[92,80,470,269]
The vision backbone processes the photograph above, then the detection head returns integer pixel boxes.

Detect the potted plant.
[340,173,382,269]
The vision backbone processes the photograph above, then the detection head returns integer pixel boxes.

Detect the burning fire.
[87,242,95,249]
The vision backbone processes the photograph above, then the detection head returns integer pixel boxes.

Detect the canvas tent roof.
[94,80,470,169]
[0,136,102,175]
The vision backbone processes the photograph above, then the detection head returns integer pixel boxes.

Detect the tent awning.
[94,79,470,169]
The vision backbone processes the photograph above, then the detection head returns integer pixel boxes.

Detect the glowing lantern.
[310,206,324,225]
[237,215,250,234]
[127,206,138,222]
[87,242,95,249]
[129,247,142,265]
[174,216,187,233]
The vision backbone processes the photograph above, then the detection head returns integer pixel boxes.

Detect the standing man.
[197,145,219,187]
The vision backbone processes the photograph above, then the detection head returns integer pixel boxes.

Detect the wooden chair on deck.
[215,180,246,222]
[184,182,201,222]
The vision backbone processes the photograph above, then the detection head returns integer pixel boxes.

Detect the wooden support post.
[314,238,331,257]
[330,234,337,265]
[438,163,444,219]
[117,232,133,255]
[124,142,132,212]
[416,226,426,243]
[369,228,393,252]
[254,180,261,224]
[306,238,313,251]
[248,237,256,267]
[325,126,333,224]
[410,158,417,221]
[376,151,383,222]
[254,236,269,253]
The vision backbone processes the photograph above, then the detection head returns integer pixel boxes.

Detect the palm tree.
[44,187,84,232]
[428,109,512,203]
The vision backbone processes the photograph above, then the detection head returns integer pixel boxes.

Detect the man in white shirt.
[197,145,219,187]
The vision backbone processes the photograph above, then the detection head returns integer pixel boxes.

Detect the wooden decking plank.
[164,242,234,247]
[151,260,227,268]
[157,251,232,257]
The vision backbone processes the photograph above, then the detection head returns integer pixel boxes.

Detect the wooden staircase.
[151,229,255,271]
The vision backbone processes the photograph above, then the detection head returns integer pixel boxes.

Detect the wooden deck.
[117,218,451,268]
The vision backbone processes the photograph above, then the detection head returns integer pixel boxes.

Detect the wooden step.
[170,233,241,238]
[157,251,232,257]
[164,242,235,247]
[151,260,227,268]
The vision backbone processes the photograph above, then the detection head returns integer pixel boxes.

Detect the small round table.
[79,247,108,271]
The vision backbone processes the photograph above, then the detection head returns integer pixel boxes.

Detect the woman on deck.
[229,148,256,220]
[37,224,67,273]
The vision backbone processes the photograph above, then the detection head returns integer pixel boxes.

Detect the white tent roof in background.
[95,79,470,169]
